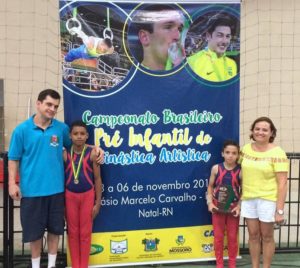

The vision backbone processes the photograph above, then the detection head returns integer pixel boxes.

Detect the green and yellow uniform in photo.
[188,48,237,82]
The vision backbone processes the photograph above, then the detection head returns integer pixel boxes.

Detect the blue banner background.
[61,0,240,237]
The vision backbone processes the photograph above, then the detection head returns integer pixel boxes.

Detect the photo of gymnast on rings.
[61,4,132,91]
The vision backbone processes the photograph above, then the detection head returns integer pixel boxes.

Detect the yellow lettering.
[128,127,193,152]
[128,127,146,148]
[196,130,212,145]
[161,133,172,146]
[144,128,153,151]
[94,128,123,148]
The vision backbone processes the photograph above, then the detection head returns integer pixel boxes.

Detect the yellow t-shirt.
[187,49,237,82]
[239,143,289,201]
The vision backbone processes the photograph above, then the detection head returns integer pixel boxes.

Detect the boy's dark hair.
[132,4,179,34]
[38,89,61,102]
[130,4,182,62]
[250,116,277,143]
[206,13,235,36]
[70,120,88,133]
[222,139,240,151]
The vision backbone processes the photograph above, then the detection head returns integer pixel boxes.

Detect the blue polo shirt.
[8,116,71,197]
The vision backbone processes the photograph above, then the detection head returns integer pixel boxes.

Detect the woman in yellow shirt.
[239,117,288,268]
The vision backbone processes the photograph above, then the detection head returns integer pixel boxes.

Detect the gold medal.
[71,145,87,185]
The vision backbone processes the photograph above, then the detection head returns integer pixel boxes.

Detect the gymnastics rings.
[66,17,82,35]
[103,28,113,41]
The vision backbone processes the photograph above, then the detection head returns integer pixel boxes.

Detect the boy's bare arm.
[63,149,67,162]
[207,165,218,212]
[91,149,102,219]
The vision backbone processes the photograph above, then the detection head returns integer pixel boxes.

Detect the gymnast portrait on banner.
[186,11,240,83]
[127,4,189,72]
[60,4,132,91]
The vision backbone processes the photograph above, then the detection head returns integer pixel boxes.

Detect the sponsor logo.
[169,246,192,254]
[202,243,214,253]
[169,235,192,254]
[206,71,214,75]
[90,244,103,255]
[175,235,185,245]
[50,135,59,147]
[110,239,128,254]
[204,230,214,237]
[142,238,160,252]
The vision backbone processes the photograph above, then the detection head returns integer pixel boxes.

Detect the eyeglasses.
[274,219,287,229]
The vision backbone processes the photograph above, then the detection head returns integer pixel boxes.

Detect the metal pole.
[2,152,9,267]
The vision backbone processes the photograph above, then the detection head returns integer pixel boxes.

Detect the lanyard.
[70,145,87,184]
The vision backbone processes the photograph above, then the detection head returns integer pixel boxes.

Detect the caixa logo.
[204,230,214,237]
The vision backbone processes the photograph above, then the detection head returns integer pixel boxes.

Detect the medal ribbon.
[70,145,87,183]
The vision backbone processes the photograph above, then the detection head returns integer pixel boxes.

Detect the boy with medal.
[64,120,102,268]
[206,140,241,268]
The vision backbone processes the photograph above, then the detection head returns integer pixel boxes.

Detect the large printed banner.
[60,0,240,266]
